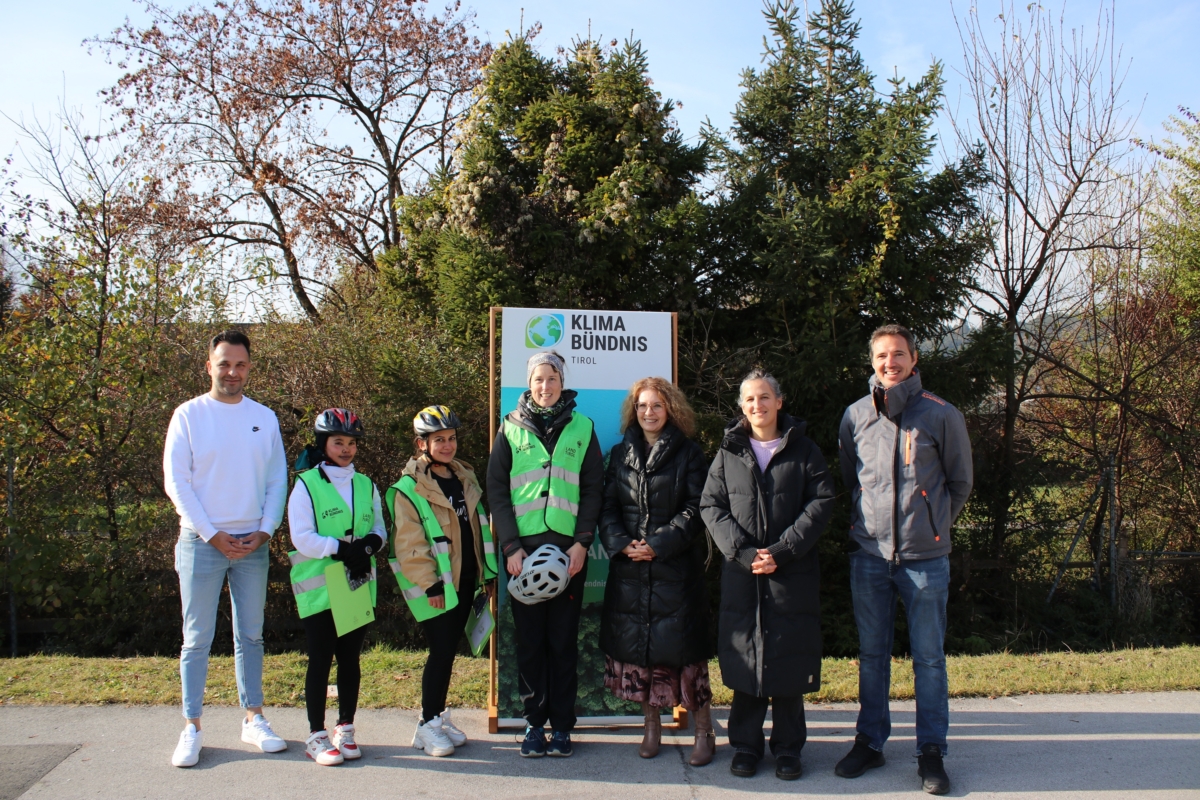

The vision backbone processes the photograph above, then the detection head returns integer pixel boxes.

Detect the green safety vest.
[288,467,378,619]
[385,475,499,622]
[504,413,594,538]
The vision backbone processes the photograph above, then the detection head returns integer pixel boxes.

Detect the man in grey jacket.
[834,324,972,795]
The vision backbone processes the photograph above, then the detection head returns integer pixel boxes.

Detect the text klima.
[571,314,626,331]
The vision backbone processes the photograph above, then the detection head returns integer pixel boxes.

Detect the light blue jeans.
[175,528,268,720]
[850,550,950,756]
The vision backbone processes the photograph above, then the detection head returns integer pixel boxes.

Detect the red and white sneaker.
[332,723,361,760]
[305,730,344,766]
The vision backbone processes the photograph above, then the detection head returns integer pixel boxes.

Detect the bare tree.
[0,108,195,540]
[951,0,1138,554]
[96,0,490,319]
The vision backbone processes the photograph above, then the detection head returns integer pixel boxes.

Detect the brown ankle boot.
[688,702,716,766]
[639,703,661,758]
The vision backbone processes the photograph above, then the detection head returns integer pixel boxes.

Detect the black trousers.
[509,563,587,731]
[418,589,474,723]
[302,610,369,732]
[727,690,807,759]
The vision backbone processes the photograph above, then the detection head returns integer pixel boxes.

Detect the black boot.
[917,744,950,795]
[730,751,759,778]
[775,754,802,780]
[835,733,886,778]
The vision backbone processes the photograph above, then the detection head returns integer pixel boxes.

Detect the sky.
[1,0,1196,163]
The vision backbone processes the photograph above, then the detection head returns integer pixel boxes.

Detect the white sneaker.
[305,730,344,766]
[171,723,203,767]
[331,722,361,760]
[439,709,467,747]
[241,714,287,753]
[412,716,455,757]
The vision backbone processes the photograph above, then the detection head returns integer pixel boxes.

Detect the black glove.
[346,534,383,563]
[425,583,445,598]
[333,542,369,578]
[332,536,379,579]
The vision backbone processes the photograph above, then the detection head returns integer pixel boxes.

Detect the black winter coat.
[700,414,834,697]
[598,423,712,669]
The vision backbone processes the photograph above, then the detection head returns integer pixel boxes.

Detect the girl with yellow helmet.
[387,405,498,757]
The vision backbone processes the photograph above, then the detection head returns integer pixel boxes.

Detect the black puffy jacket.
[598,423,712,668]
[700,414,834,697]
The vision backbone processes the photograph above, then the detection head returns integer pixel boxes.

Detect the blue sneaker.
[546,730,573,757]
[520,726,546,758]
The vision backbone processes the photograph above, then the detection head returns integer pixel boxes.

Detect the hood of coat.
[868,369,923,420]
[510,388,580,438]
[617,421,688,474]
[721,412,807,461]
[401,454,479,510]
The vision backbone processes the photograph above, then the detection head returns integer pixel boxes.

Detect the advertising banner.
[490,307,676,727]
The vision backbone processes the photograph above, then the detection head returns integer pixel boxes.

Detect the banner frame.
[486,307,684,732]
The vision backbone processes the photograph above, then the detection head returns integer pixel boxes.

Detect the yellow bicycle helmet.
[413,405,461,436]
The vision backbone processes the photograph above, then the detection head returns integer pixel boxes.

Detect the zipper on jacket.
[891,423,902,564]
[920,489,939,542]
[905,431,912,465]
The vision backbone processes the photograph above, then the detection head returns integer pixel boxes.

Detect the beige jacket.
[391,455,488,594]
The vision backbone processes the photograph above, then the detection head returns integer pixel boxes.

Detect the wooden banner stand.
[485,307,687,733]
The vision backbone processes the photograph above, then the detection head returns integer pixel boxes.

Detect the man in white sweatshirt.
[163,330,289,767]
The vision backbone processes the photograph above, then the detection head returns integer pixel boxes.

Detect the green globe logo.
[525,314,564,348]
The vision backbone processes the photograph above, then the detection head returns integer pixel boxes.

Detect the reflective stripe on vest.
[477,503,498,580]
[385,476,460,622]
[504,414,593,538]
[291,564,377,597]
[288,467,378,619]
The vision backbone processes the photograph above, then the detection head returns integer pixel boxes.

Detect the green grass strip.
[0,646,1196,707]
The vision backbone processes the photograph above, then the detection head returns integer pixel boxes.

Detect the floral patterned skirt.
[603,656,713,709]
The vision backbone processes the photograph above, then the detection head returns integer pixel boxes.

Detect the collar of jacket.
[620,421,684,473]
[721,412,807,455]
[401,455,475,509]
[870,369,923,419]
[314,462,357,485]
[510,389,579,437]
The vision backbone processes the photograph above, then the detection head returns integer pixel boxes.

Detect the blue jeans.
[850,550,949,756]
[175,528,269,720]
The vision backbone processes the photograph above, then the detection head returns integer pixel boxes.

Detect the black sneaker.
[546,730,573,757]
[835,734,886,778]
[520,726,546,758]
[775,754,802,780]
[730,751,759,778]
[917,744,950,795]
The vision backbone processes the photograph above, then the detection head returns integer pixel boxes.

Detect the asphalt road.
[1,692,1197,799]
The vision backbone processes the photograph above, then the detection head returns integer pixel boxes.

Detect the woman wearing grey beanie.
[486,350,604,758]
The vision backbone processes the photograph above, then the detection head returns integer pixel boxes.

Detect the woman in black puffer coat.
[700,369,834,782]
[599,377,714,765]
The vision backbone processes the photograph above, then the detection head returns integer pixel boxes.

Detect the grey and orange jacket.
[838,370,973,562]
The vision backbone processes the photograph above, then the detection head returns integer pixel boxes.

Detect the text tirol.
[569,314,649,352]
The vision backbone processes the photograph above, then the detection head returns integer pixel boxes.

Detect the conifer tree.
[696,0,987,438]
[387,34,708,341]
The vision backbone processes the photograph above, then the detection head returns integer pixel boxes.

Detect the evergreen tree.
[695,0,987,439]
[386,35,708,341]
[1150,108,1200,319]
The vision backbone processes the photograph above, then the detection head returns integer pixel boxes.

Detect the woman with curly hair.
[598,377,715,765]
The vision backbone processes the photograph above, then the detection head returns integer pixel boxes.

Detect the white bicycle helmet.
[507,544,572,605]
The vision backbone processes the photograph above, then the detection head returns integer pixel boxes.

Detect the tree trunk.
[104,481,119,542]
[991,318,1019,556]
